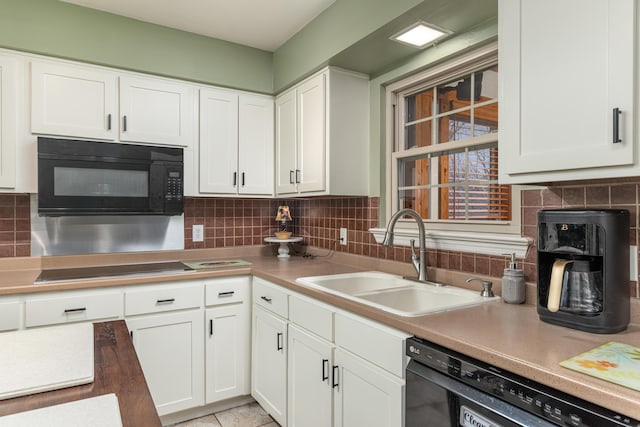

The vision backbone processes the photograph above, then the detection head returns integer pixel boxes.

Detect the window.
[377,44,527,256]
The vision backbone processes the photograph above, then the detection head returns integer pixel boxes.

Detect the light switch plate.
[192,224,204,242]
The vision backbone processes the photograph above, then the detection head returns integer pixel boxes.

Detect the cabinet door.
[119,76,194,146]
[238,94,274,195]
[333,348,404,427]
[251,305,287,426]
[31,61,116,140]
[499,0,635,177]
[288,324,333,427]
[297,73,326,193]
[205,303,250,403]
[199,88,239,194]
[127,310,204,416]
[0,55,17,189]
[275,89,298,195]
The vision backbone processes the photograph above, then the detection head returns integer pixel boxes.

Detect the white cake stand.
[264,236,303,260]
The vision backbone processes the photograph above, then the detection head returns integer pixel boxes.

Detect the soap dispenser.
[502,253,525,304]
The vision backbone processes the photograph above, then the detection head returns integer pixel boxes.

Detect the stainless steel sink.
[296,271,499,317]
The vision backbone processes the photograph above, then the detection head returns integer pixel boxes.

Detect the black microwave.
[37,137,184,216]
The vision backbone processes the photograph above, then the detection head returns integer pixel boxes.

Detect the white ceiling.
[60,0,337,52]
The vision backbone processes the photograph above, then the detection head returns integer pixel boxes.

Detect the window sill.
[369,228,531,258]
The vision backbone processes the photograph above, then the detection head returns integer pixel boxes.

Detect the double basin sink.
[296,271,499,317]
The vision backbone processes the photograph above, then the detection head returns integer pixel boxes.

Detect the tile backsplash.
[4,178,640,298]
[0,194,30,257]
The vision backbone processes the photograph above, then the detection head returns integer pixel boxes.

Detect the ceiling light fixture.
[391,21,451,49]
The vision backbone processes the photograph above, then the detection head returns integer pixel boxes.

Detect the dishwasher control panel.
[407,337,639,427]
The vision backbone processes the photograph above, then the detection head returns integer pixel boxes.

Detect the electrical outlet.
[192,224,204,242]
[339,227,347,245]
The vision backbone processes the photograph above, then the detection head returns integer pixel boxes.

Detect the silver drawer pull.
[260,296,272,303]
[218,291,235,297]
[64,307,87,314]
[156,298,175,304]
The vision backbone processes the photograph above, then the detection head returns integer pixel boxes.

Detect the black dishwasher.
[406,336,639,427]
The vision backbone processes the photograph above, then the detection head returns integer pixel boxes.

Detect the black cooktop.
[35,261,194,283]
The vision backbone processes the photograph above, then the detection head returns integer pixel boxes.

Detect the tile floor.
[170,402,277,427]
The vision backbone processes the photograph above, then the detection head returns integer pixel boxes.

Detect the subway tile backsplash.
[3,178,639,298]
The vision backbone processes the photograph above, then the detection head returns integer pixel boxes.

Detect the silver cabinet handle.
[107,113,112,131]
[123,115,128,132]
[289,170,295,184]
[64,307,86,313]
[295,169,301,183]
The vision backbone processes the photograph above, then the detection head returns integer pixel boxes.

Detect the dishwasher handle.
[407,360,556,427]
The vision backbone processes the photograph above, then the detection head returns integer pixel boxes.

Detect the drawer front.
[205,276,250,306]
[26,291,122,328]
[0,301,21,331]
[289,294,334,342]
[125,283,202,316]
[252,277,288,318]
[335,311,409,378]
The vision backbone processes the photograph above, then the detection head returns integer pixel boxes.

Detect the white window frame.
[370,42,530,257]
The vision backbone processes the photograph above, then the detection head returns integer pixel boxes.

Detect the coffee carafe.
[537,209,629,333]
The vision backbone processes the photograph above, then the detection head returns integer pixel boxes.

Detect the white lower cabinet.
[251,279,408,427]
[0,300,21,331]
[333,348,405,427]
[287,324,334,427]
[251,304,288,426]
[125,281,205,416]
[204,276,251,403]
[127,309,205,416]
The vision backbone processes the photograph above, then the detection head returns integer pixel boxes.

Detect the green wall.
[0,0,273,93]
[272,0,422,92]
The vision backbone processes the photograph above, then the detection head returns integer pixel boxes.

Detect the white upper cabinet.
[0,55,18,189]
[199,88,239,194]
[275,67,369,197]
[499,0,637,183]
[31,61,117,141]
[238,94,274,195]
[119,76,195,147]
[275,89,297,195]
[31,61,196,147]
[200,88,273,196]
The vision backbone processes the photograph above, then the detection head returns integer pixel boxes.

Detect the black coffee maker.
[537,209,630,333]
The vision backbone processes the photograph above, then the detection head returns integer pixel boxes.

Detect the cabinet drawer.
[252,277,288,318]
[26,291,122,328]
[289,294,333,341]
[205,276,250,306]
[125,282,202,316]
[335,311,409,378]
[0,301,21,331]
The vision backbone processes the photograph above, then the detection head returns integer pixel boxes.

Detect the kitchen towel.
[561,341,640,391]
[0,323,94,400]
[0,393,122,427]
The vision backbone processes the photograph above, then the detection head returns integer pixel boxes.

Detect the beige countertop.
[0,247,639,420]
